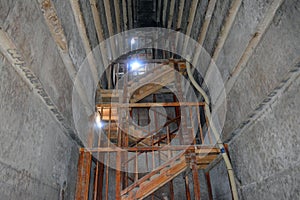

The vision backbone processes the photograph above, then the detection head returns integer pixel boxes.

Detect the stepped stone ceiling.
[1,0,296,145]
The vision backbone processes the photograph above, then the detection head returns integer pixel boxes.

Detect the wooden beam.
[114,0,122,33]
[103,0,117,61]
[85,145,219,152]
[104,0,114,36]
[122,0,128,30]
[192,0,217,67]
[202,0,242,81]
[89,0,110,68]
[176,0,185,29]
[162,0,168,27]
[97,102,205,108]
[90,0,105,42]
[197,0,217,45]
[127,0,133,29]
[226,0,285,91]
[167,0,176,29]
[69,0,99,82]
[156,0,162,25]
[185,0,199,37]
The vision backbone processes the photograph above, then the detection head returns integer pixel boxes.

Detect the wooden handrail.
[121,151,186,195]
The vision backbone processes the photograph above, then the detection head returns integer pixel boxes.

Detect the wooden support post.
[169,180,175,200]
[189,106,197,145]
[205,171,213,200]
[196,106,204,144]
[135,151,139,182]
[116,151,122,200]
[191,156,201,200]
[95,161,105,200]
[75,149,92,200]
[204,105,213,144]
[184,176,191,200]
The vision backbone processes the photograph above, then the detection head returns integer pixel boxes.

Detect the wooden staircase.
[127,65,175,103]
[121,154,187,200]
[74,60,236,200]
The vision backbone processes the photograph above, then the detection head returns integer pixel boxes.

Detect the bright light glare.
[131,61,141,70]
[131,38,135,45]
[95,114,103,128]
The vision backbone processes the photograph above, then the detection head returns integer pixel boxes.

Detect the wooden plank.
[86,146,219,152]
[97,102,205,108]
[196,154,218,164]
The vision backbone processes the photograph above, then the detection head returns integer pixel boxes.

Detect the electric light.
[131,61,141,70]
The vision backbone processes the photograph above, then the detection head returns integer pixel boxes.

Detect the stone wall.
[0,0,84,199]
[207,0,300,199]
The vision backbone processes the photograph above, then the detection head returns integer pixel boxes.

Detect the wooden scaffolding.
[75,60,233,200]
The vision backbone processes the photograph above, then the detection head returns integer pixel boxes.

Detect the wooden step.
[128,66,174,93]
[122,157,187,200]
[127,65,171,86]
[130,72,175,103]
[121,154,187,200]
